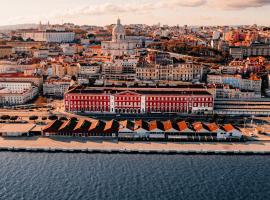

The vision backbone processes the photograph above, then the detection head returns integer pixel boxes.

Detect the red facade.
[65,87,213,114]
[65,94,110,112]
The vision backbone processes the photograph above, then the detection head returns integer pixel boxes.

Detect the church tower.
[112,18,126,42]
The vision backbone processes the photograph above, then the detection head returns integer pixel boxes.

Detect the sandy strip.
[0,137,270,153]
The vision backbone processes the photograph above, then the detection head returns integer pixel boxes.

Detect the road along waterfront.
[0,137,270,154]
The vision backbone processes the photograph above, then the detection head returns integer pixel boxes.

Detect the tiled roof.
[43,119,241,136]
[119,120,135,131]
[177,121,188,131]
[192,122,204,132]
[136,120,149,130]
[206,123,219,132]
[0,73,40,78]
[223,124,235,132]
[148,120,163,131]
[162,120,173,131]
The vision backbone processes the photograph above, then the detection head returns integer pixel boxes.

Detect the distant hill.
[0,24,38,30]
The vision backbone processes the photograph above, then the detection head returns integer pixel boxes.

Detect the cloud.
[6,0,270,25]
[57,3,152,18]
[169,0,270,9]
[209,0,270,9]
[57,0,270,20]
[56,0,208,19]
[167,0,270,10]
[166,0,207,7]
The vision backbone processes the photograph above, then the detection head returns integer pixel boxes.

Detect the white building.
[43,79,71,97]
[78,63,101,77]
[209,84,258,100]
[22,31,75,43]
[33,49,49,58]
[61,44,75,56]
[102,19,142,56]
[207,74,262,94]
[0,82,38,106]
[77,63,101,84]
[0,81,33,93]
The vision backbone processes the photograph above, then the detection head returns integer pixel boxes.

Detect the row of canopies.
[43,118,242,139]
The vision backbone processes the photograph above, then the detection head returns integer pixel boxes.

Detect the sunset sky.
[1,0,270,26]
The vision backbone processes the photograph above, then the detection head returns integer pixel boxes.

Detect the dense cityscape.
[1,1,270,200]
[0,18,269,142]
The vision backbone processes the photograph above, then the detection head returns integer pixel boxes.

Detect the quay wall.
[0,137,270,155]
[0,146,270,155]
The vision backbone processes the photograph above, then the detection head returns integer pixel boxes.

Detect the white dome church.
[112,18,126,42]
[102,18,142,57]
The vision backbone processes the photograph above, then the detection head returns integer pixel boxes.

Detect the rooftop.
[66,86,212,96]
[0,123,36,133]
[43,119,239,134]
[0,73,41,78]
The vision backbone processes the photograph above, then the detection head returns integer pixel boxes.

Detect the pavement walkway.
[0,137,270,153]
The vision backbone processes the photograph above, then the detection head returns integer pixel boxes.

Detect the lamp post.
[244,117,247,129]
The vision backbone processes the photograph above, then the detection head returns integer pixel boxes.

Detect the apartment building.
[136,62,204,81]
[0,46,13,58]
[0,81,38,106]
[43,79,71,97]
[207,74,262,94]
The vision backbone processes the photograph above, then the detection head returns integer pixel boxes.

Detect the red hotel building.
[64,86,214,114]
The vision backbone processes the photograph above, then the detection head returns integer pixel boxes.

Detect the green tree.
[29,116,38,121]
[1,115,10,120]
[48,115,58,120]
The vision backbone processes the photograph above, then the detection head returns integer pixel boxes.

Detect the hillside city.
[0,19,269,141]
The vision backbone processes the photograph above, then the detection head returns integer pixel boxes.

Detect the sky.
[1,0,270,26]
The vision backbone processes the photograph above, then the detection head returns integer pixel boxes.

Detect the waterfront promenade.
[0,137,270,154]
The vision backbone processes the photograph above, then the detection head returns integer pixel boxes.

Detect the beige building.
[102,60,137,81]
[66,63,79,77]
[136,62,204,81]
[52,63,67,78]
[230,44,270,59]
[0,46,13,58]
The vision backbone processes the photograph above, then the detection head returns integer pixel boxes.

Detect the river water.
[0,152,269,200]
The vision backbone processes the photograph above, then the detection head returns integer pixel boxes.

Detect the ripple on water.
[0,153,269,200]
